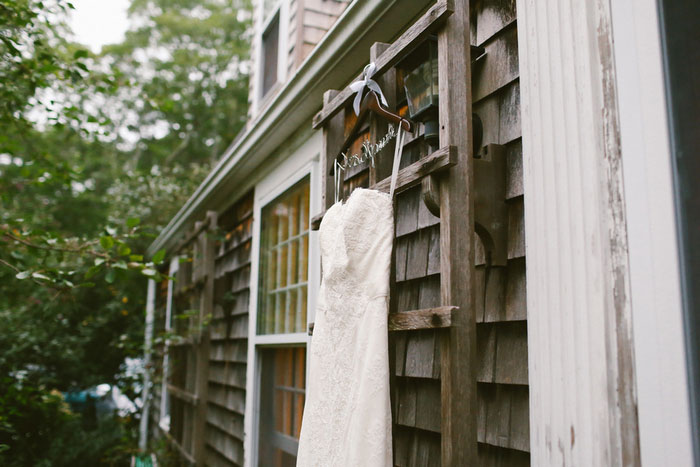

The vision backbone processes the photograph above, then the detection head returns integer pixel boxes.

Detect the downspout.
[139,279,156,451]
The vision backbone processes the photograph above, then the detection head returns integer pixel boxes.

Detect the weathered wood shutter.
[163,191,254,467]
[205,192,254,466]
[312,0,530,464]
[165,212,217,465]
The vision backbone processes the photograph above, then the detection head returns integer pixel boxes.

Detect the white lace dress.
[296,188,393,467]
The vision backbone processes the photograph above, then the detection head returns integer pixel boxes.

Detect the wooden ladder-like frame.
[311,1,476,464]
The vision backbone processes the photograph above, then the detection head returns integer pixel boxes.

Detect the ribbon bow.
[349,63,388,116]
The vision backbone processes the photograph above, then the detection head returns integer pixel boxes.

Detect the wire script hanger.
[332,63,414,204]
[333,62,414,174]
[337,90,413,162]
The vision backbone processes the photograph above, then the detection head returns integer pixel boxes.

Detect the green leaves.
[0,3,253,463]
[117,242,131,256]
[105,268,116,284]
[152,248,166,265]
[0,2,254,462]
[99,235,114,250]
[84,265,101,279]
[73,49,89,59]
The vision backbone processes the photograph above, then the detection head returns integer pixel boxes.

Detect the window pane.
[258,177,310,335]
[258,347,306,467]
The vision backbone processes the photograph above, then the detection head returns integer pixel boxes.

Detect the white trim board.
[243,142,320,467]
[611,0,694,464]
[139,278,157,450]
[158,256,180,432]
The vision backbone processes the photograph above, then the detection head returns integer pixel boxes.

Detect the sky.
[67,0,131,52]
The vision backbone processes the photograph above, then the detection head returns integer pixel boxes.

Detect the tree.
[103,0,251,169]
[0,0,252,462]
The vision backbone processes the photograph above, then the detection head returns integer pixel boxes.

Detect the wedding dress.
[296,188,393,467]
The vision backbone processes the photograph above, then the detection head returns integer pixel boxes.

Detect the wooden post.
[369,42,396,186]
[437,0,476,465]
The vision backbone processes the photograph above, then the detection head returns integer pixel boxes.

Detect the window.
[261,11,280,98]
[257,347,306,466]
[252,174,312,467]
[257,177,310,334]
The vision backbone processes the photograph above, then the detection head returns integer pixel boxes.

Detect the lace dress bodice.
[296,188,393,467]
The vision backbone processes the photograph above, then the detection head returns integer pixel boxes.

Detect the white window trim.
[158,256,180,432]
[610,0,694,464]
[255,0,289,110]
[243,155,321,467]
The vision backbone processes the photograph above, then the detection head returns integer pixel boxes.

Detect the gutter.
[148,0,431,256]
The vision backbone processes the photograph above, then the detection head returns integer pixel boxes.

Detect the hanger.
[333,91,411,203]
[333,90,414,173]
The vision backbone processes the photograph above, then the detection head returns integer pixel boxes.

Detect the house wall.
[287,0,350,76]
[143,0,700,464]
[147,126,322,467]
[470,0,529,464]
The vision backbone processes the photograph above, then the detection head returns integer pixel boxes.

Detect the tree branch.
[1,230,107,258]
[0,257,63,292]
[0,258,21,273]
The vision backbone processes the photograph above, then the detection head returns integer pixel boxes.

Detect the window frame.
[245,156,320,467]
[256,176,312,337]
[256,0,288,107]
[610,0,696,463]
[256,346,307,465]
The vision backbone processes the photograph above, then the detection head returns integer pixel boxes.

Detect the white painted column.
[139,278,156,451]
[159,257,179,431]
[516,0,639,465]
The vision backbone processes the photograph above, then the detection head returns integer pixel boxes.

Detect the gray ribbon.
[349,63,388,116]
